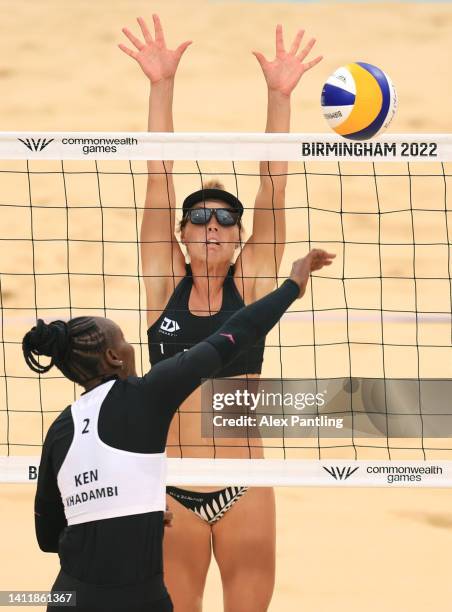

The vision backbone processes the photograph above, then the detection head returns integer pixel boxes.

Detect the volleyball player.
[119,14,323,612]
[26,251,334,612]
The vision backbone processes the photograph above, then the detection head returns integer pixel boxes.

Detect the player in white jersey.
[24,251,335,612]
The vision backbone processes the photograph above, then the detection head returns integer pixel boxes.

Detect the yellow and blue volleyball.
[321,62,397,140]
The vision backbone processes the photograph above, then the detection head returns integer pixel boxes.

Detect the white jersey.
[57,380,166,526]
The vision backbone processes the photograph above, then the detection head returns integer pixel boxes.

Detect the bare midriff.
[166,373,263,493]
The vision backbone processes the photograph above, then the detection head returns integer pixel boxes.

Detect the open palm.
[119,14,191,83]
[253,25,322,96]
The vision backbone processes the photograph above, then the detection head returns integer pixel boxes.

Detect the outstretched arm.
[119,15,191,326]
[236,26,323,299]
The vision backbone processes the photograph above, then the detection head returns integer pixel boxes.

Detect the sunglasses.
[185,208,240,227]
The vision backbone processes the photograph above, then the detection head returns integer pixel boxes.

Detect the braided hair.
[22,317,109,385]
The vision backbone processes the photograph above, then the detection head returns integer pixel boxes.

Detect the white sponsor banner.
[0,132,451,162]
[0,456,41,483]
[2,456,452,487]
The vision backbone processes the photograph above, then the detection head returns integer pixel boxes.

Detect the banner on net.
[1,132,452,162]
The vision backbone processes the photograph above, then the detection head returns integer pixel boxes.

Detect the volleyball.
[321,62,397,140]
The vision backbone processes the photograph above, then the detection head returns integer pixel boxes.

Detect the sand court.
[1,1,452,610]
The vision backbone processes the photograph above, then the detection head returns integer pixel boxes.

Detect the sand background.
[1,0,452,610]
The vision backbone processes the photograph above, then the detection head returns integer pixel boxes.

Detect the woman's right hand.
[119,14,192,84]
[289,249,336,298]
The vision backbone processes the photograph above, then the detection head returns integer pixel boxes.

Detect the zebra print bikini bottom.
[166,486,248,524]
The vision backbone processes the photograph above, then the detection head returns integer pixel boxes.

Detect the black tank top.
[147,265,265,377]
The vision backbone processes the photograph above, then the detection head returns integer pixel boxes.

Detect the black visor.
[182,189,244,216]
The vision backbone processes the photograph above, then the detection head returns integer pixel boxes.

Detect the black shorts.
[47,570,173,612]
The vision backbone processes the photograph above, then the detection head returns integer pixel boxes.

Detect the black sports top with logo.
[34,279,299,611]
[147,265,265,377]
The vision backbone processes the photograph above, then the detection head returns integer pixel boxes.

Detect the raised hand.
[289,250,336,298]
[253,25,322,97]
[119,14,192,83]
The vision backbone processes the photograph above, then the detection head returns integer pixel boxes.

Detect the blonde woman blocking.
[119,13,322,612]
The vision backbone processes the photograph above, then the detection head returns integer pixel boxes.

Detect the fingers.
[304,55,323,71]
[291,250,335,284]
[289,29,304,55]
[121,27,144,51]
[275,24,285,55]
[309,250,336,270]
[312,259,333,271]
[311,249,335,261]
[153,13,166,45]
[118,43,138,60]
[298,37,316,62]
[137,16,153,45]
[252,50,267,68]
[176,40,193,59]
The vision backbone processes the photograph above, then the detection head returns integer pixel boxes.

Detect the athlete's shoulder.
[104,376,151,403]
[46,405,73,443]
[124,373,159,395]
[53,404,72,424]
[121,375,144,389]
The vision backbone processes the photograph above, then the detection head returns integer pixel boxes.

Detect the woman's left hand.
[253,25,322,97]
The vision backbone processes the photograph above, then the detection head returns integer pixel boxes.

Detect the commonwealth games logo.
[18,137,54,152]
[323,466,359,481]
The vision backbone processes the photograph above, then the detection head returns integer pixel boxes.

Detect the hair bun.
[22,319,70,374]
[30,319,69,357]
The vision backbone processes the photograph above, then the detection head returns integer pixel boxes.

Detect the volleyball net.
[0,132,451,486]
